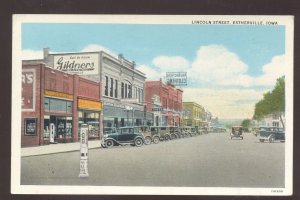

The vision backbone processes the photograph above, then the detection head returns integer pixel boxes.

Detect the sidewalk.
[21,140,101,157]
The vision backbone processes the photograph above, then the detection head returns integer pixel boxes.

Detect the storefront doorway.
[44,115,73,143]
[78,110,100,140]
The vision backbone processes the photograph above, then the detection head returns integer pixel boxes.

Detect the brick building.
[22,63,102,147]
[145,80,183,126]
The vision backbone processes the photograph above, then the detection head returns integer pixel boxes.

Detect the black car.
[101,127,145,148]
[230,126,243,140]
[258,126,285,143]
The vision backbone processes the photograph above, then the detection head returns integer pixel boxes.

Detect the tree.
[253,76,285,129]
[241,119,251,131]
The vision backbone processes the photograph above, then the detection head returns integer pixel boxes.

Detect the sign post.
[79,124,89,178]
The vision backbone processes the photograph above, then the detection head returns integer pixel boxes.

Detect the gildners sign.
[53,53,99,75]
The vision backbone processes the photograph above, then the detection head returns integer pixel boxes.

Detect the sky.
[21,23,286,119]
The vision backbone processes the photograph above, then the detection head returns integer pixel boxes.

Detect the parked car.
[258,126,285,143]
[169,126,180,139]
[149,127,161,143]
[230,126,243,140]
[101,127,145,148]
[139,126,160,145]
[179,127,193,137]
[157,126,172,141]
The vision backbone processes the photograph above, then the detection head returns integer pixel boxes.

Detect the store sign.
[152,107,164,112]
[22,69,36,111]
[166,72,187,86]
[45,90,73,100]
[78,99,102,111]
[24,118,37,135]
[54,53,99,75]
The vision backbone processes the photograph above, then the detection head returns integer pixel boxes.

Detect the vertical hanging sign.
[79,124,89,178]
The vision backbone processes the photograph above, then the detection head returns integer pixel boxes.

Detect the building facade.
[258,113,286,128]
[182,102,205,127]
[22,63,102,147]
[43,49,153,130]
[145,80,183,126]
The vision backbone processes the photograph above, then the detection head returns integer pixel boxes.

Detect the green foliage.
[253,76,285,120]
[241,119,251,129]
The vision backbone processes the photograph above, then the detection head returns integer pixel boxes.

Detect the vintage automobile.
[169,126,180,139]
[138,126,160,145]
[258,126,285,143]
[230,126,243,140]
[101,127,145,148]
[178,127,192,137]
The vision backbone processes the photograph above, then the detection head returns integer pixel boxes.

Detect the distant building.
[258,113,285,128]
[182,102,205,127]
[145,80,183,126]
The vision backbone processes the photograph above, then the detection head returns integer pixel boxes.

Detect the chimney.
[43,48,49,60]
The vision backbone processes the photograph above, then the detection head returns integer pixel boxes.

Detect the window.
[44,97,72,113]
[125,83,128,98]
[141,89,144,103]
[128,85,132,98]
[110,78,114,97]
[115,80,118,98]
[135,87,137,99]
[138,88,141,102]
[105,76,108,96]
[44,98,50,111]
[121,82,124,98]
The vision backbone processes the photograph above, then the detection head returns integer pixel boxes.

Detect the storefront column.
[73,75,79,142]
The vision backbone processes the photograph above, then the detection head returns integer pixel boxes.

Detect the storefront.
[22,62,102,147]
[78,98,102,140]
[43,91,74,143]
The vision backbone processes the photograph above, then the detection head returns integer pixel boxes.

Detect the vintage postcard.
[11,15,293,195]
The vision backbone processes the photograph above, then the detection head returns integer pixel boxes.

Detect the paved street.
[21,132,285,187]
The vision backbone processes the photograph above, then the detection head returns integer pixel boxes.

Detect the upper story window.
[115,80,118,98]
[121,82,124,98]
[110,78,114,97]
[105,76,108,96]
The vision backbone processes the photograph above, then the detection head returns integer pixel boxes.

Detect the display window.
[78,110,100,139]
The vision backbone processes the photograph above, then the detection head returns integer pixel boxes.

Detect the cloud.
[188,45,285,88]
[255,55,285,86]
[136,64,164,80]
[152,56,189,72]
[183,88,265,119]
[81,44,117,57]
[189,44,248,84]
[22,49,43,60]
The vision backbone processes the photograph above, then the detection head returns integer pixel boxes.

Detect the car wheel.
[134,138,143,147]
[165,134,171,141]
[144,136,152,145]
[269,135,275,143]
[259,139,264,143]
[171,133,178,140]
[105,140,114,148]
[153,136,160,144]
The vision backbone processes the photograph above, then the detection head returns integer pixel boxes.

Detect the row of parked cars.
[101,126,208,148]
